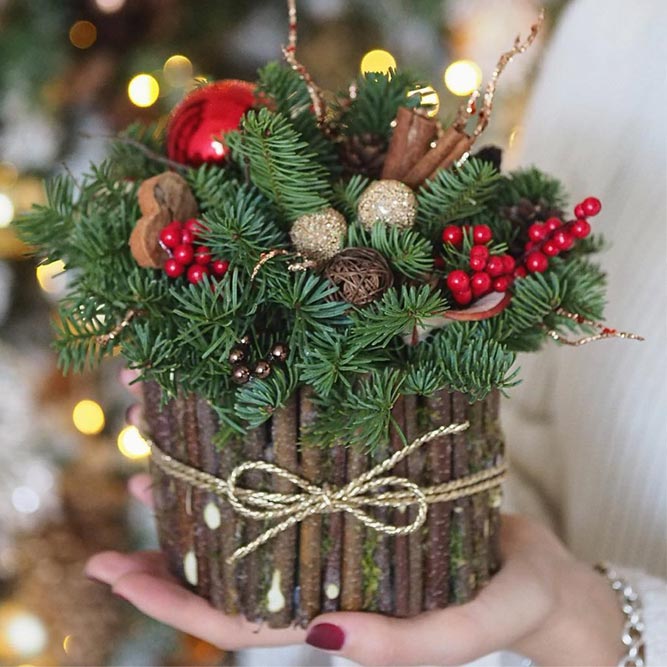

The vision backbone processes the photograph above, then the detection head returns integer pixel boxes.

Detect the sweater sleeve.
[615,566,667,666]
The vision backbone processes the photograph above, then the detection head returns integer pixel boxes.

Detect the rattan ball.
[324,247,394,307]
[357,179,417,230]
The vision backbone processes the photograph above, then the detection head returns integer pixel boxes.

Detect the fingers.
[85,549,175,584]
[125,402,144,429]
[128,473,154,509]
[111,571,306,650]
[119,367,143,397]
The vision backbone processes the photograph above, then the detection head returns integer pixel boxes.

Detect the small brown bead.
[231,365,251,384]
[268,342,289,362]
[228,347,247,365]
[253,360,272,380]
[239,334,251,346]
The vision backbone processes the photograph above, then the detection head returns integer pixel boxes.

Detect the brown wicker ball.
[324,247,394,307]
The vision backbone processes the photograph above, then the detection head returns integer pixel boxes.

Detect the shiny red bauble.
[167,80,256,167]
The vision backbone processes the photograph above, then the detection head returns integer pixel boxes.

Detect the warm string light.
[69,20,97,49]
[35,260,66,295]
[94,0,126,13]
[0,193,14,228]
[0,605,48,660]
[117,425,151,459]
[444,60,482,96]
[163,55,193,87]
[127,74,160,108]
[360,49,397,75]
[72,399,106,436]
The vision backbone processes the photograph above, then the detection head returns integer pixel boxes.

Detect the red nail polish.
[306,623,345,651]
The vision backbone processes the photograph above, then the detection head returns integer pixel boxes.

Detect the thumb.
[305,603,501,666]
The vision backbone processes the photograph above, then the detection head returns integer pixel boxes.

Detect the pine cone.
[339,133,387,178]
[501,197,562,226]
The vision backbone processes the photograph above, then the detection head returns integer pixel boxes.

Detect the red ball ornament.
[471,271,492,297]
[472,224,493,244]
[446,269,470,292]
[528,223,547,242]
[159,223,182,249]
[211,259,230,277]
[164,258,185,278]
[486,256,505,277]
[194,245,212,265]
[571,219,591,238]
[582,197,602,216]
[187,263,210,284]
[167,80,256,167]
[526,251,549,273]
[173,243,194,265]
[442,225,463,246]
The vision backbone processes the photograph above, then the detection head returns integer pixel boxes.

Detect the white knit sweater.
[241,0,667,664]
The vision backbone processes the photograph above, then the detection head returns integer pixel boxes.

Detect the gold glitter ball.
[357,179,417,230]
[289,208,347,262]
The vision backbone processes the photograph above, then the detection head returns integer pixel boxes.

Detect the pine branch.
[332,174,370,219]
[227,108,332,223]
[417,159,502,239]
[495,167,567,211]
[234,366,298,428]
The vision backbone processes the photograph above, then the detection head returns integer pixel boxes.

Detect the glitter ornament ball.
[289,208,347,262]
[167,80,256,167]
[357,179,417,230]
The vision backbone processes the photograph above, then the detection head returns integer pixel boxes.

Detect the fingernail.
[306,623,345,651]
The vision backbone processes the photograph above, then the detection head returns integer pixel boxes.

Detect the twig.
[96,308,140,346]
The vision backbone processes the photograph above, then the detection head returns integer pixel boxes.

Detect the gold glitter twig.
[282,0,327,125]
[472,9,545,138]
[96,308,140,346]
[251,249,290,281]
[543,307,644,347]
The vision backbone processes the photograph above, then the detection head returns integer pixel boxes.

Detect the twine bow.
[150,420,507,565]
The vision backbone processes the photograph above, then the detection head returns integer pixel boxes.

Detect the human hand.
[88,371,626,665]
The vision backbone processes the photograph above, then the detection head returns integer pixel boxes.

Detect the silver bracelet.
[595,563,646,667]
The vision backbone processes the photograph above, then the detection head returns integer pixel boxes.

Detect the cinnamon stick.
[428,133,474,180]
[451,392,473,603]
[391,397,410,617]
[424,389,452,609]
[381,107,438,181]
[404,394,424,616]
[322,444,346,612]
[403,126,466,189]
[298,389,322,627]
[341,448,367,611]
[267,394,299,627]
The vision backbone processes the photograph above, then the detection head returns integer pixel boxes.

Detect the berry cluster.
[519,196,600,276]
[229,338,289,385]
[441,224,516,306]
[159,218,229,284]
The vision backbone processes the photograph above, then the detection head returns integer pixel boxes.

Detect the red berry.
[184,218,208,236]
[470,245,490,260]
[173,243,194,265]
[452,289,473,306]
[514,266,527,279]
[433,256,446,270]
[574,204,585,219]
[194,245,212,265]
[446,269,470,292]
[164,258,185,278]
[181,229,195,245]
[471,271,492,297]
[493,276,511,292]
[542,240,560,257]
[486,256,505,277]
[187,263,210,284]
[159,225,182,249]
[571,219,591,238]
[211,259,230,277]
[526,251,549,273]
[442,225,463,246]
[473,224,493,244]
[469,255,487,271]
[501,254,516,274]
[582,197,601,216]
[545,217,561,232]
[552,230,574,251]
[528,223,547,242]
[525,240,536,251]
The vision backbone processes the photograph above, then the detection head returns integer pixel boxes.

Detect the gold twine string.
[149,420,508,564]
[282,0,327,125]
[250,249,316,281]
[543,307,644,347]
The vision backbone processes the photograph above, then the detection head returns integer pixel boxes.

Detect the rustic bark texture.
[267,394,299,626]
[424,390,452,609]
[341,448,367,611]
[297,389,322,627]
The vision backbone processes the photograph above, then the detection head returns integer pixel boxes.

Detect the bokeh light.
[69,20,97,50]
[163,55,193,87]
[117,425,150,459]
[0,194,14,228]
[444,59,483,96]
[94,0,126,13]
[408,85,440,117]
[127,74,160,108]
[11,487,40,514]
[72,399,106,436]
[360,49,397,75]
[0,606,48,659]
[35,260,66,294]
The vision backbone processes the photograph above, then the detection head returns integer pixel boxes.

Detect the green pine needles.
[15,61,610,452]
